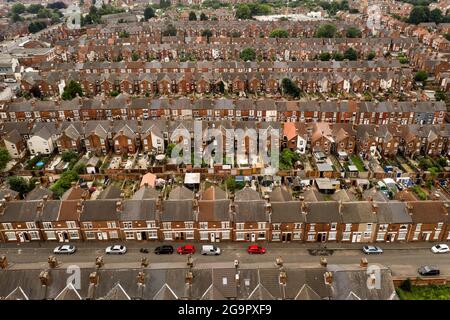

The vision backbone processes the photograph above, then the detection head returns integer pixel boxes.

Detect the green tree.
[7,176,34,197]
[144,6,155,20]
[346,27,361,38]
[367,51,376,60]
[131,51,139,61]
[118,30,129,38]
[201,29,212,38]
[189,11,197,20]
[435,91,446,101]
[27,4,44,13]
[344,47,358,60]
[110,90,120,97]
[332,52,344,61]
[11,3,26,15]
[414,70,428,82]
[11,13,23,23]
[279,148,300,170]
[408,6,430,24]
[62,80,83,100]
[281,78,300,98]
[200,12,208,20]
[269,28,289,38]
[318,52,331,61]
[0,148,11,170]
[240,47,256,61]
[166,143,176,157]
[429,8,443,23]
[28,21,47,33]
[236,4,252,19]
[316,24,337,38]
[61,151,77,163]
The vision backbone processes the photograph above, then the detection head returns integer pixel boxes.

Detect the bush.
[269,28,289,38]
[415,70,428,82]
[316,24,337,38]
[400,278,412,292]
[61,150,77,163]
[240,48,256,61]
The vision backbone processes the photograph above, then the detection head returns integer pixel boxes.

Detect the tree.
[279,148,300,170]
[62,80,83,100]
[46,2,67,10]
[189,11,197,21]
[236,4,252,19]
[29,84,42,98]
[110,90,120,97]
[269,28,289,38]
[430,8,443,23]
[201,29,212,38]
[318,52,331,61]
[408,6,430,24]
[332,52,344,61]
[11,3,26,15]
[0,148,11,170]
[316,24,337,38]
[131,51,139,61]
[11,13,23,23]
[7,176,33,197]
[118,30,129,38]
[367,51,376,60]
[159,0,171,9]
[281,78,300,98]
[414,70,428,82]
[200,12,208,21]
[162,24,177,36]
[344,47,358,60]
[435,91,446,101]
[144,6,155,20]
[240,47,256,61]
[28,21,47,33]
[346,27,362,38]
[27,4,44,14]
[61,151,77,163]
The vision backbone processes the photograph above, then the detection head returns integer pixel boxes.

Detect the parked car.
[431,244,450,254]
[154,245,174,255]
[105,245,127,255]
[247,245,266,254]
[177,245,195,255]
[418,265,440,276]
[362,245,383,254]
[53,245,76,254]
[4,78,16,83]
[201,245,221,256]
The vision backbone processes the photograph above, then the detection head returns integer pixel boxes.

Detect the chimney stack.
[48,256,58,268]
[39,271,50,286]
[95,256,104,268]
[0,255,7,269]
[76,200,84,213]
[360,257,368,268]
[324,271,333,285]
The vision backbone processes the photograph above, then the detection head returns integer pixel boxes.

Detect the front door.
[141,232,147,240]
[286,233,292,242]
[251,233,256,242]
[57,232,64,242]
[389,233,396,242]
[97,232,103,240]
[18,232,25,243]
[136,232,142,241]
[282,234,286,242]
[23,233,30,242]
[211,232,215,242]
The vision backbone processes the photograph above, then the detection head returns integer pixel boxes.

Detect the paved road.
[2,241,450,277]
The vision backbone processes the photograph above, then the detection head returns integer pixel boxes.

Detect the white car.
[431,244,450,254]
[53,245,76,254]
[362,245,383,254]
[105,245,127,255]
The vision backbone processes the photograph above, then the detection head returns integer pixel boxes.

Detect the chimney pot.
[324,271,333,285]
[320,257,328,267]
[39,271,50,286]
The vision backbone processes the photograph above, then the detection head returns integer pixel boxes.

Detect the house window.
[84,223,93,229]
[185,222,194,229]
[307,233,315,241]
[330,223,337,231]
[200,231,209,240]
[379,224,388,231]
[199,222,208,229]
[69,231,79,239]
[5,232,16,241]
[293,232,302,240]
[342,232,351,241]
[236,232,245,241]
[26,222,36,229]
[146,221,156,229]
[236,223,244,230]
[294,223,302,229]
[345,224,352,232]
[85,231,95,239]
[273,224,280,231]
[364,231,372,238]
[415,223,422,232]
[163,222,172,229]
[366,224,373,231]
[2,223,13,230]
[272,232,280,241]
[258,222,266,229]
[148,230,158,239]
[221,221,230,229]
[43,222,52,229]
[29,231,40,240]
[163,231,172,240]
[186,231,194,239]
[125,231,134,240]
[437,222,443,230]
[107,222,116,229]
[109,231,119,239]
[222,231,230,239]
[67,221,77,229]
[123,222,133,229]
[258,232,266,240]
[45,231,56,240]
[377,232,385,241]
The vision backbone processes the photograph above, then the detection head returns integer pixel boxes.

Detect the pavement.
[2,241,450,278]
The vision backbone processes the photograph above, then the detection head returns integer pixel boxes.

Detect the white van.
[201,245,221,256]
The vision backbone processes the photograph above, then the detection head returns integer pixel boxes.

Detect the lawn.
[397,285,450,300]
[350,155,366,172]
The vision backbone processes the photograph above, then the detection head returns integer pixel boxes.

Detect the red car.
[177,245,196,255]
[247,245,266,254]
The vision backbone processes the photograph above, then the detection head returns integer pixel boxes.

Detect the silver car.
[53,245,76,254]
[362,245,383,254]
